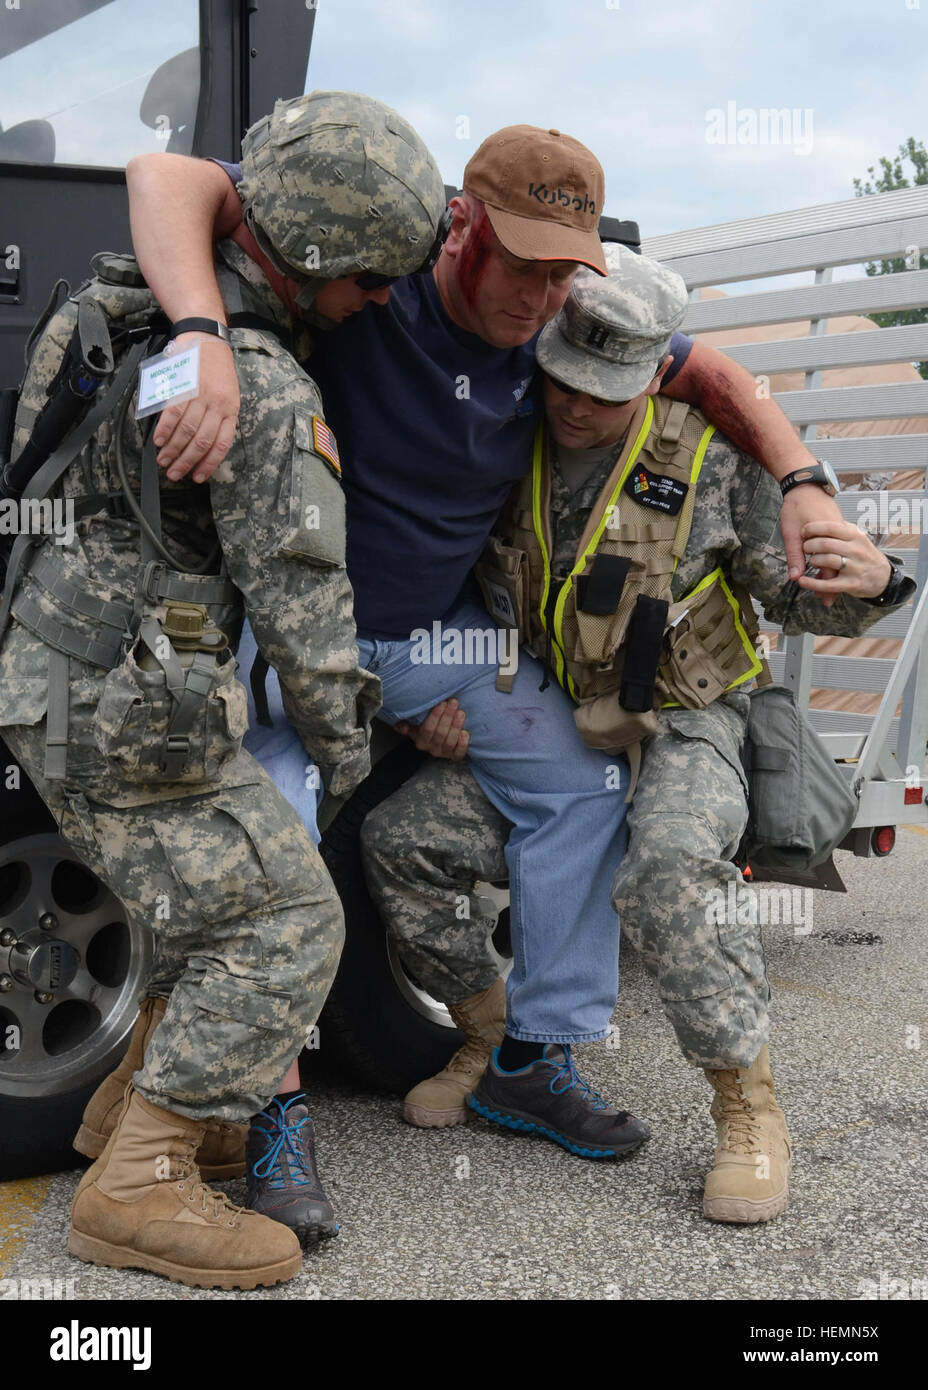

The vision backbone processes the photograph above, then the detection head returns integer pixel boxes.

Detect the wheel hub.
[8,934,81,992]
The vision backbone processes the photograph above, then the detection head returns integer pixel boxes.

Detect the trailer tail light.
[872,826,896,856]
[904,786,924,805]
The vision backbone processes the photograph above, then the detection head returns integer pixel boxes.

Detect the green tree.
[853,137,928,379]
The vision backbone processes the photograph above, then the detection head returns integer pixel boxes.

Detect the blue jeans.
[239,620,321,845]
[241,604,629,1042]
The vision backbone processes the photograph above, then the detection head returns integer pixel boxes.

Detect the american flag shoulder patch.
[311,415,341,476]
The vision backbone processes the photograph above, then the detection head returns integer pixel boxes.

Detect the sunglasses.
[355,205,455,292]
[544,372,632,409]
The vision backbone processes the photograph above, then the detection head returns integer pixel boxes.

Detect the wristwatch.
[168,317,231,344]
[779,460,840,497]
[862,557,916,608]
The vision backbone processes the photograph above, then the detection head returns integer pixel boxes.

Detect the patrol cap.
[239,90,447,296]
[536,244,688,401]
[463,125,606,274]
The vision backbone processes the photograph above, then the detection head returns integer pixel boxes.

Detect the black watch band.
[862,558,916,608]
[169,317,231,344]
[779,461,839,497]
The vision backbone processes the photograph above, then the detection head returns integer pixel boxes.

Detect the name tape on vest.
[624,463,688,516]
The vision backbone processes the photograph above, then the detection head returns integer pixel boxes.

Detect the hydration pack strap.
[0,338,149,652]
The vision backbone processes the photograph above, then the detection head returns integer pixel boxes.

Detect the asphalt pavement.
[2,825,926,1302]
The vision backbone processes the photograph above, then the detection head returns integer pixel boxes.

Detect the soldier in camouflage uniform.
[362,247,913,1221]
[0,91,447,1288]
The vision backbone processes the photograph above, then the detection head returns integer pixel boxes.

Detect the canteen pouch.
[475,536,528,636]
[740,684,858,873]
[92,607,247,784]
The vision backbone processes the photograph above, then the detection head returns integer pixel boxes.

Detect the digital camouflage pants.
[4,694,344,1123]
[361,692,770,1069]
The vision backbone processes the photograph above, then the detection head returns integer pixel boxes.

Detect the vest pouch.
[92,606,247,785]
[662,577,749,709]
[573,692,659,752]
[567,557,647,667]
[475,537,527,637]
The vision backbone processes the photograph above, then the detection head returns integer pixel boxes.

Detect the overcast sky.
[306,0,925,238]
[1,0,922,243]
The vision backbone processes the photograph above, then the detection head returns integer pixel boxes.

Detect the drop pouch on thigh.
[740,683,858,873]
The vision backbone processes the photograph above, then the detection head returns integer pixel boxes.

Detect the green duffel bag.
[740,684,858,873]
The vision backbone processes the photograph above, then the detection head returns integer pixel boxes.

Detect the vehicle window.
[0,0,199,169]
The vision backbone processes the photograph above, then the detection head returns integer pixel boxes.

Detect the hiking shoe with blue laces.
[468,1045,650,1158]
[245,1095,338,1246]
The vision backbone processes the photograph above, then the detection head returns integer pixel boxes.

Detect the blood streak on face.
[457,207,493,307]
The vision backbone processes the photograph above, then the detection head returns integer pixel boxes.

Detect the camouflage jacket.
[2,239,379,796]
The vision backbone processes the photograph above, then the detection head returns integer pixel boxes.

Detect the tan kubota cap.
[463,125,607,274]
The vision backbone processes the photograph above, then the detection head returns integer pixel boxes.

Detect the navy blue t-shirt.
[219,161,693,636]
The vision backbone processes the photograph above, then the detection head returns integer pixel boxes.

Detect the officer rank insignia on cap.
[624,465,688,515]
[312,416,341,476]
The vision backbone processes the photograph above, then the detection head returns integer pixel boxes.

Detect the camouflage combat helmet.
[239,90,448,309]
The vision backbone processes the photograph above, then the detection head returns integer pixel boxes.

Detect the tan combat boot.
[74,996,247,1180]
[703,1045,792,1223]
[69,1087,301,1290]
[403,978,506,1127]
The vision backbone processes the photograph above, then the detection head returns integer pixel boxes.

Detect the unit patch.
[623,464,688,515]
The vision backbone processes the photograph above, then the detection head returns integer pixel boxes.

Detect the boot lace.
[713,1072,764,1154]
[250,1098,314,1189]
[548,1046,612,1113]
[170,1146,248,1226]
[445,1035,492,1080]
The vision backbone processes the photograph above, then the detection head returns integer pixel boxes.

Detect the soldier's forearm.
[126,154,241,323]
[663,339,814,482]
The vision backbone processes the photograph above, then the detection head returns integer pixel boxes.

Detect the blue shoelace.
[250,1094,314,1187]
[547,1045,611,1112]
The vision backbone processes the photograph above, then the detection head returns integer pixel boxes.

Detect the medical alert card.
[136,343,200,420]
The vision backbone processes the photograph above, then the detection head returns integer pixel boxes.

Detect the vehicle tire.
[316,742,470,1094]
[0,760,153,1180]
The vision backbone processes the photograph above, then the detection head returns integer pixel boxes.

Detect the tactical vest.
[476,395,762,757]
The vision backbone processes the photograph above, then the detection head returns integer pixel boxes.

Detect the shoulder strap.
[0,337,149,650]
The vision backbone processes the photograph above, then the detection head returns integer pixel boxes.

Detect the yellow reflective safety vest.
[476,395,762,756]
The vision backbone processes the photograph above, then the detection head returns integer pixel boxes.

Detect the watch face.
[821,460,840,494]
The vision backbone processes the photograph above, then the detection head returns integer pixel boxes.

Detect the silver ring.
[839,554,848,570]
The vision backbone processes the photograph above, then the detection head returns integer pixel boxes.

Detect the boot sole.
[293,1220,339,1249]
[703,1165,791,1224]
[68,1228,301,1291]
[403,1102,469,1128]
[74,1125,246,1181]
[703,1185,789,1224]
[468,1095,648,1159]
